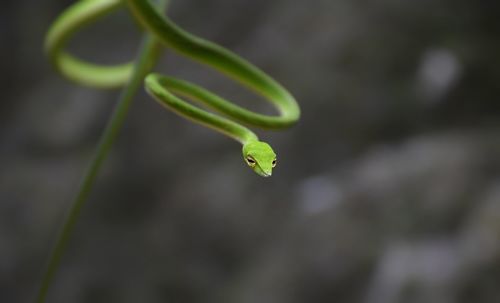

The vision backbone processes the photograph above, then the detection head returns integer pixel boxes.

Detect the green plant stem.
[36,2,168,302]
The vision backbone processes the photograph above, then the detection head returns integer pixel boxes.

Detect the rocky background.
[1,0,500,302]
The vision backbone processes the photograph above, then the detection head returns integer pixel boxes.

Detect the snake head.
[242,141,277,177]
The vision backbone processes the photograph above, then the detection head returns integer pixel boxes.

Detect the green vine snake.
[45,0,300,177]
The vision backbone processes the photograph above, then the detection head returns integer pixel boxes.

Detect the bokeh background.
[2,0,500,302]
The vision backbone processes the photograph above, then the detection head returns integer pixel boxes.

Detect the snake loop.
[45,0,300,177]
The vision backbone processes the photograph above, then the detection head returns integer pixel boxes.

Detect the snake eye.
[246,156,256,167]
[272,159,277,168]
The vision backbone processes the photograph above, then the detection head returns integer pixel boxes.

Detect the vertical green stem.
[36,1,168,302]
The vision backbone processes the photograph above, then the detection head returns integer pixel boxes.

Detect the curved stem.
[35,1,168,302]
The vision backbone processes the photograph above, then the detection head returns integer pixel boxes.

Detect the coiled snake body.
[46,0,300,177]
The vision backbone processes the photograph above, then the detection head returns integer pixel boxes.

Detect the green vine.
[37,1,167,302]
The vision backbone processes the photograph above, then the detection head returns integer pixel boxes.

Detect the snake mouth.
[253,166,272,177]
[256,164,272,177]
[260,171,272,177]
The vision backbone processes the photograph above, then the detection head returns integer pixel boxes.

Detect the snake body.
[45,0,300,177]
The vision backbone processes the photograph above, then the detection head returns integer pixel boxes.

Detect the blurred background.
[1,0,500,302]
